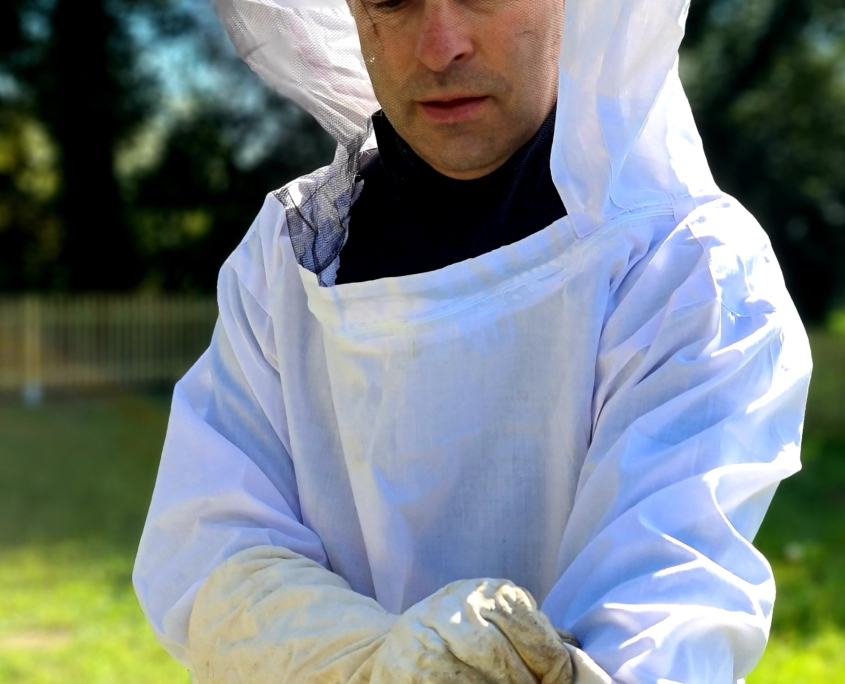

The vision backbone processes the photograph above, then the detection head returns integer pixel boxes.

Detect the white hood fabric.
[134,1,813,683]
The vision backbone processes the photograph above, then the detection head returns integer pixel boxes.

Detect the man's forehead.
[346,0,562,29]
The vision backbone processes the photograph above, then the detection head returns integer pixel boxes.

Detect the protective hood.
[214,0,720,236]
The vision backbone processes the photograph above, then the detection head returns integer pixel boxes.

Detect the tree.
[36,0,153,289]
[0,109,62,290]
[0,0,334,293]
[0,0,162,290]
[2,0,843,324]
[682,0,845,322]
[129,99,334,291]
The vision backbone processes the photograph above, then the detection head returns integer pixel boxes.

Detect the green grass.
[748,435,845,683]
[0,395,843,683]
[0,396,190,684]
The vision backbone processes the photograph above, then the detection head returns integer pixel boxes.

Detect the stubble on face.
[350,0,564,180]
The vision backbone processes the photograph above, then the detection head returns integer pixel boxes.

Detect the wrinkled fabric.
[189,545,575,684]
[564,645,614,684]
[553,0,718,235]
[135,193,811,683]
[213,0,376,147]
[133,0,813,682]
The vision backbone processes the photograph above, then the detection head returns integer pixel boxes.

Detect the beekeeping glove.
[188,545,580,684]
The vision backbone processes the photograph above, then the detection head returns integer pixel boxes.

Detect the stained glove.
[371,577,574,684]
[188,545,595,684]
[188,546,393,683]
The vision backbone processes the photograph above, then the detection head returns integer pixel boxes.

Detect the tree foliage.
[130,102,334,291]
[683,0,845,321]
[0,0,333,293]
[0,0,843,321]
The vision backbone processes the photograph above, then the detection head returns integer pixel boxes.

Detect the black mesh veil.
[273,121,373,286]
[214,0,378,285]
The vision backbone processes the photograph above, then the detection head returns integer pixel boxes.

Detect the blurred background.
[0,0,843,681]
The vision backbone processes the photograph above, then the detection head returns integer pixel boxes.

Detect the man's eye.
[367,0,407,10]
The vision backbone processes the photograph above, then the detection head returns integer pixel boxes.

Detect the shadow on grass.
[0,393,172,554]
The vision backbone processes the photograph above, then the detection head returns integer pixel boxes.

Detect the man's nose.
[414,1,474,73]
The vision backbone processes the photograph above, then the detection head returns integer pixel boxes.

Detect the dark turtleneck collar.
[334,107,566,285]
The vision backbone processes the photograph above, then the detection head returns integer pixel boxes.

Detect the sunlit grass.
[0,395,189,683]
[751,631,845,683]
[0,395,843,682]
[746,435,845,683]
[0,545,190,684]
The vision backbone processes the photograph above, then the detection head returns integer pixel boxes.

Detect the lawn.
[0,394,843,683]
[0,395,190,684]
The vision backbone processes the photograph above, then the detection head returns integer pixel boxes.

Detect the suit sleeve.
[542,208,812,684]
[132,199,328,666]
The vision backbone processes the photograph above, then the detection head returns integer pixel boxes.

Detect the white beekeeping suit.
[133,0,813,682]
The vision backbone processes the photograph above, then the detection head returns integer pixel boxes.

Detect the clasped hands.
[364,578,575,684]
[189,548,577,684]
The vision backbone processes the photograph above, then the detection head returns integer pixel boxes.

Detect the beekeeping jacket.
[133,0,813,683]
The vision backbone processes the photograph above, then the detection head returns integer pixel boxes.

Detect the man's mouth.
[417,96,490,123]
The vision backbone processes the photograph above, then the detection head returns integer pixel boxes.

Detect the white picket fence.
[0,295,218,398]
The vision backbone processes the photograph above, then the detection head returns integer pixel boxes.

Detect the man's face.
[348,0,564,180]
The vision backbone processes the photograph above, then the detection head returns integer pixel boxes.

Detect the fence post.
[22,295,44,405]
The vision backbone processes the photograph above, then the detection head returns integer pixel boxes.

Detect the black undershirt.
[334,108,567,285]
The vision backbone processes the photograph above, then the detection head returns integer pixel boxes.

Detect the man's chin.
[415,138,514,180]
[393,110,516,179]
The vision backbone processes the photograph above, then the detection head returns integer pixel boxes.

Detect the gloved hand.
[188,545,583,684]
[188,546,395,684]
[371,578,574,684]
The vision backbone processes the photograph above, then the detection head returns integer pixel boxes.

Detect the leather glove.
[188,545,602,684]
[371,577,573,684]
[188,546,395,683]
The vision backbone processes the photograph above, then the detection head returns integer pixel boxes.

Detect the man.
[134,0,812,682]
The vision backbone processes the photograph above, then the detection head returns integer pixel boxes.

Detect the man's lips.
[417,96,490,123]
